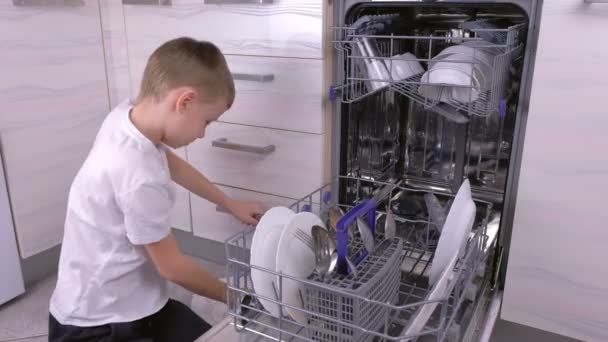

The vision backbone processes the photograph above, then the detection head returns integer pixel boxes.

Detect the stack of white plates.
[418,42,498,103]
[401,179,477,338]
[249,207,325,325]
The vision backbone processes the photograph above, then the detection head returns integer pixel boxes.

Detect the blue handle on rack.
[499,99,507,119]
[335,199,377,275]
[329,86,337,102]
[322,191,332,205]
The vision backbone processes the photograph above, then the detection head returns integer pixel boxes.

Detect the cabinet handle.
[13,0,85,6]
[232,73,275,83]
[122,0,171,5]
[212,138,276,155]
[205,0,273,4]
[585,0,608,2]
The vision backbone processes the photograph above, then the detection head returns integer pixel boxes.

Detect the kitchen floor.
[1,263,582,342]
[0,258,226,342]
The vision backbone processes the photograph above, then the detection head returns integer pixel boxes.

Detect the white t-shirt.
[50,100,176,326]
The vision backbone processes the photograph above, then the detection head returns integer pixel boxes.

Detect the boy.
[48,37,263,341]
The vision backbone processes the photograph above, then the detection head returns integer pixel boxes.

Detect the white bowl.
[385,52,425,81]
[419,66,484,103]
[419,44,496,103]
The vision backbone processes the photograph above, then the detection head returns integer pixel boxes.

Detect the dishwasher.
[222,1,542,341]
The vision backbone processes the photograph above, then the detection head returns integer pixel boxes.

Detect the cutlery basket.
[302,237,403,342]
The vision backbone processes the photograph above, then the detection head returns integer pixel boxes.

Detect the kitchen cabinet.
[502,2,608,341]
[120,4,324,134]
[0,0,109,258]
[121,0,323,60]
[191,184,295,243]
[188,122,324,200]
[0,152,24,305]
[1,115,106,258]
[97,0,326,266]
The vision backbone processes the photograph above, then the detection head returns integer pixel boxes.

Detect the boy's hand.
[227,200,265,226]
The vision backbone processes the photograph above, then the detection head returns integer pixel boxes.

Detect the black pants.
[49,299,211,342]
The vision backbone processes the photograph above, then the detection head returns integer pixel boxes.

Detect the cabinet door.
[169,147,191,232]
[190,184,295,243]
[122,0,322,60]
[502,2,608,342]
[100,1,132,108]
[0,1,109,258]
[0,153,24,305]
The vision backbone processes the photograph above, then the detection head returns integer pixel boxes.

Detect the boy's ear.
[175,87,197,114]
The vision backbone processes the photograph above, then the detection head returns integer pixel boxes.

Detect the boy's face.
[163,89,228,148]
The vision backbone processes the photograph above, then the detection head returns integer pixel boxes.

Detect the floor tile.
[6,336,48,342]
[0,259,225,342]
[0,275,55,341]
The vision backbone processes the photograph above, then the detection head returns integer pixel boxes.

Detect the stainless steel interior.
[335,4,529,201]
[331,0,541,287]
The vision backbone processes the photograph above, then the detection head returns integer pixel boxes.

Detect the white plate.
[250,206,296,317]
[401,253,459,339]
[429,179,476,286]
[275,212,325,325]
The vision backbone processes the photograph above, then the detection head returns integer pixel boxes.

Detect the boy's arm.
[145,233,227,303]
[166,149,263,225]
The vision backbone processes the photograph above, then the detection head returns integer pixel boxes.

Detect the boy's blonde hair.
[137,37,234,107]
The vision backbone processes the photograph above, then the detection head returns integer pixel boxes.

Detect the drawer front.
[502,2,608,342]
[221,55,324,134]
[188,123,323,199]
[191,184,295,243]
[122,0,322,59]
[169,147,191,232]
[127,55,324,134]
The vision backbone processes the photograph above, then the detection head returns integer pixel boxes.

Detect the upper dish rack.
[330,20,526,118]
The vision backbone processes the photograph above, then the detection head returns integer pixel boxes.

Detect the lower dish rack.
[225,176,496,342]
